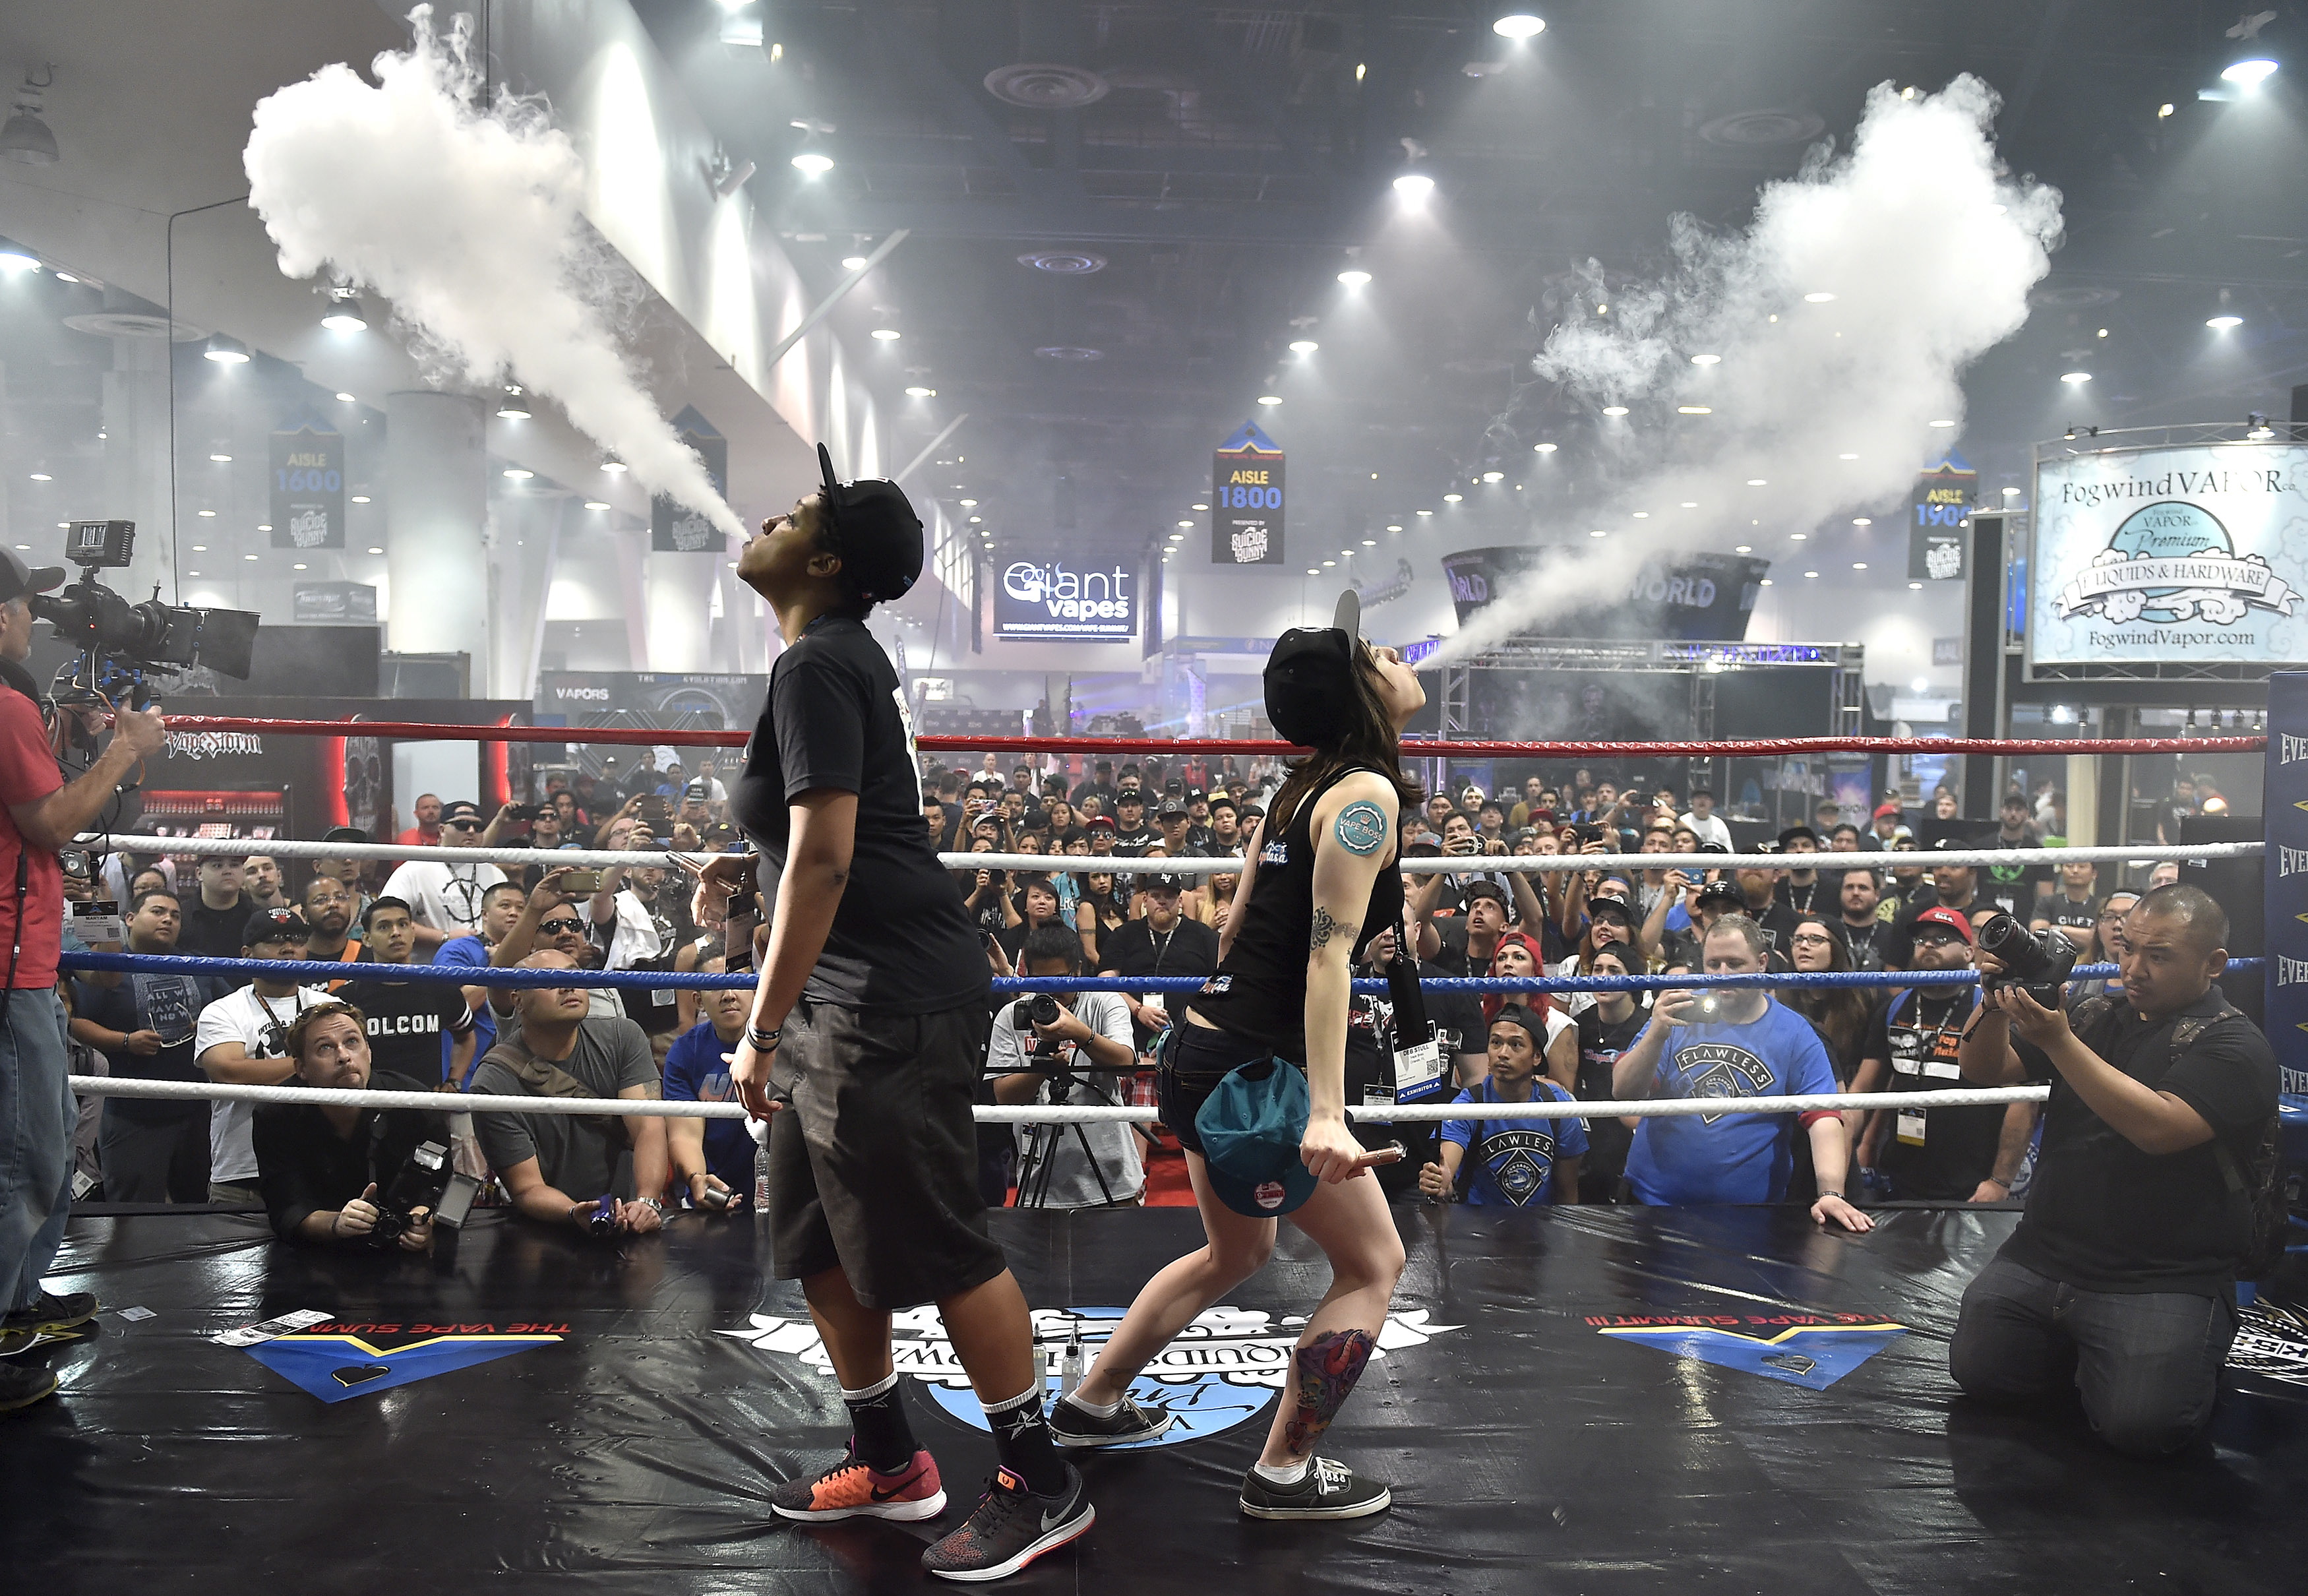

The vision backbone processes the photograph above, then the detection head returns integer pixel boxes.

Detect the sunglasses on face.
[538,917,585,936]
[445,820,483,832]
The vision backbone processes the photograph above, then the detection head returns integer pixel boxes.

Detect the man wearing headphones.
[0,549,166,1412]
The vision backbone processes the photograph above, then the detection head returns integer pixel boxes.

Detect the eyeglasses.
[1911,932,1962,948]
[537,917,585,935]
[1788,932,1836,946]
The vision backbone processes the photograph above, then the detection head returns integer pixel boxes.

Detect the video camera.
[1976,912,2078,1007]
[31,521,258,708]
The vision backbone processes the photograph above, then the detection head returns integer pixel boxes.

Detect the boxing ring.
[7,718,2305,1593]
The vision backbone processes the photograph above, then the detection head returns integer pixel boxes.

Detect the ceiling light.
[334,392,355,402]
[2207,315,2243,330]
[1632,511,1650,518]
[1482,470,1503,483]
[791,151,834,176]
[1910,581,1924,590]
[349,495,369,504]
[1589,529,1608,537]
[243,553,258,561]
[1393,173,1434,199]
[191,545,206,552]
[601,458,628,473]
[1289,340,1319,353]
[1803,292,1836,303]
[2003,486,2021,497]
[1928,418,1957,428]
[502,468,533,480]
[497,384,531,417]
[1759,578,1773,586]
[1492,14,1546,38]
[959,498,978,507]
[1178,520,1194,528]
[1337,269,1372,286]
[1689,353,1721,366]
[1192,503,1209,510]
[1321,559,1336,567]
[1258,395,1282,406]
[197,509,216,518]
[2159,102,2176,117]
[258,524,272,531]
[1804,570,1819,578]
[1442,493,1463,503]
[202,333,251,364]
[1678,406,1711,415]
[1306,568,1320,575]
[185,570,199,576]
[968,516,982,524]
[26,472,48,481]
[292,563,307,571]
[1837,452,1859,460]
[1734,544,1751,553]
[1362,538,1378,545]
[870,328,900,341]
[52,271,75,282]
[1746,478,1767,486]
[1,73,59,166]
[2060,371,2092,384]
[904,386,935,398]
[320,290,367,332]
[841,255,869,270]
[1169,532,1185,541]
[1790,532,1807,541]
[1385,524,1402,532]
[209,452,232,462]
[2223,58,2279,88]
[1681,501,1698,508]
[1852,562,1868,570]
[367,546,384,555]
[1601,405,1629,416]
[584,500,609,510]
[2097,327,2110,337]
[1533,442,1557,453]
[1416,510,1432,517]
[0,245,38,273]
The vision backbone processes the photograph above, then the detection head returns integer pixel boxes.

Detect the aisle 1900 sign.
[1212,421,1285,566]
[2028,443,2307,669]
[270,425,346,551]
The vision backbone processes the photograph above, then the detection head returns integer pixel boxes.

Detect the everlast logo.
[2278,955,2308,987]
[2284,845,2308,878]
[554,687,611,701]
[2284,733,2308,765]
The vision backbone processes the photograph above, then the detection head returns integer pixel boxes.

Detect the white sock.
[1064,1390,1122,1418]
[838,1370,899,1403]
[1253,1456,1311,1486]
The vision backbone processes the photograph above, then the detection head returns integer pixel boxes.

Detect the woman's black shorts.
[1156,1018,1300,1158]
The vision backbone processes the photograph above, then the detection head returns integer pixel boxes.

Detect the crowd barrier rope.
[152,715,2265,761]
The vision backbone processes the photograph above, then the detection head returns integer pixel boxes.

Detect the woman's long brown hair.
[1264,642,1421,836]
[1785,914,1871,1080]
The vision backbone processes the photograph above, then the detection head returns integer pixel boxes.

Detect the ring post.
[2265,671,2308,1229]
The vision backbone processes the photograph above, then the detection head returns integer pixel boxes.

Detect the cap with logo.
[1264,590,1363,747]
[1586,895,1637,926]
[1083,815,1117,834]
[1196,1059,1319,1217]
[243,907,312,946]
[1873,801,1902,820]
[1157,797,1189,820]
[1141,873,1186,894]
[1463,878,1509,908]
[0,547,65,606]
[1909,904,1976,945]
[1693,880,1745,911]
[816,443,923,602]
[683,779,711,802]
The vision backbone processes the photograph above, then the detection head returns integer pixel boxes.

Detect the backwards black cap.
[1264,590,1362,747]
[816,443,924,603]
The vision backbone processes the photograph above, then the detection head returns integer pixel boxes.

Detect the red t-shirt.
[394,826,439,847]
[0,688,64,990]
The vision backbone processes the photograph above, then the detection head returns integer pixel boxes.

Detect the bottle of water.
[1058,1325,1085,1401]
[750,1118,772,1211]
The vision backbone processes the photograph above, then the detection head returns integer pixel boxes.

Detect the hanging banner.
[2268,671,2308,1095]
[994,559,1136,641]
[1908,449,1974,580]
[1212,421,1285,566]
[2028,443,2308,669]
[652,406,729,553]
[270,425,346,551]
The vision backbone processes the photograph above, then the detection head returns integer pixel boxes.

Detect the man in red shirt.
[394,793,442,849]
[0,550,166,1413]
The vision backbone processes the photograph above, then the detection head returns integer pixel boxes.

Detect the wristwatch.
[639,1197,665,1215]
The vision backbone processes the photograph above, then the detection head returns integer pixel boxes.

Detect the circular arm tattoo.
[1333,800,1388,856]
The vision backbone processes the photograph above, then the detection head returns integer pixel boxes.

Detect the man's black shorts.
[768,1000,1006,1310]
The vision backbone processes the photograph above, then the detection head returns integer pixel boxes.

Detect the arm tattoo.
[1333,800,1388,856]
[1282,1328,1377,1458]
[1310,907,1359,954]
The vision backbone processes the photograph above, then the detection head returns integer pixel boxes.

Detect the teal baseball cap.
[1196,1058,1319,1218]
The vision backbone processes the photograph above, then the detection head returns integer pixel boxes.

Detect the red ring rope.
[156,717,2264,758]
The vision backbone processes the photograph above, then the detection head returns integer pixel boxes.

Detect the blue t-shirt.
[1622,998,1837,1205]
[433,935,495,1088]
[1441,1078,1588,1207]
[661,1021,752,1191]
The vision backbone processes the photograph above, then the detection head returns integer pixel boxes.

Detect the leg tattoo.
[1281,1328,1376,1458]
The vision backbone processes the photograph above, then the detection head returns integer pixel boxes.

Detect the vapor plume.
[1436,75,2061,661]
[242,7,742,537]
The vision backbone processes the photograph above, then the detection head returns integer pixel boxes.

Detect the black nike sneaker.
[1,1291,97,1334]
[1238,1456,1391,1520]
[1049,1392,1173,1448]
[921,1463,1093,1582]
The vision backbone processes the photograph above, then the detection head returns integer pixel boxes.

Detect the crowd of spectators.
[46,750,2232,1244]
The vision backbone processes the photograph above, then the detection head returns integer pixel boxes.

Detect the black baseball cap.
[321,825,369,845]
[1265,590,1362,747]
[1776,825,1819,849]
[1587,896,1637,927]
[683,779,710,801]
[1141,873,1185,893]
[0,547,64,605]
[1157,797,1189,820]
[440,800,485,825]
[1463,878,1509,908]
[243,907,311,945]
[1694,880,1744,911]
[816,443,923,602]
[1114,789,1144,807]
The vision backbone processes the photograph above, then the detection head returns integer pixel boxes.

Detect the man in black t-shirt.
[1341,922,1481,1197]
[711,450,1095,1574]
[1949,884,2278,1457]
[177,854,256,959]
[1099,875,1220,1051]
[338,897,477,1088]
[1572,947,1649,1201]
[1885,849,1982,969]
[2031,858,2101,954]
[1835,868,1891,971]
[1108,791,1155,855]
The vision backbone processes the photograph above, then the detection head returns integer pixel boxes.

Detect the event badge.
[73,901,125,952]
[1392,1030,1445,1105]
[1897,1109,1927,1148]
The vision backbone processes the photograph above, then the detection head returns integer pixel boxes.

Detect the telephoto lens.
[1976,912,2078,1004]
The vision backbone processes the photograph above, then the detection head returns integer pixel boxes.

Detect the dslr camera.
[369,1140,454,1248]
[1013,993,1063,1031]
[1976,913,2078,1007]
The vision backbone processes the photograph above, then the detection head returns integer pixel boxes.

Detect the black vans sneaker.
[1238,1456,1391,1521]
[1049,1393,1173,1448]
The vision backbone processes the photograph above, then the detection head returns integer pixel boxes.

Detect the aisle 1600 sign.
[1213,421,1286,567]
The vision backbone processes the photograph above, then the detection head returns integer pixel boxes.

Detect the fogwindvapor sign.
[1211,421,1285,566]
[2028,443,2307,669]
[1440,545,1769,642]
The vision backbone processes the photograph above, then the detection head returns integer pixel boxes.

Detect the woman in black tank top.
[1053,596,1428,1521]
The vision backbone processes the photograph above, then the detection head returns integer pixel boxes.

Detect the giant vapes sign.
[994,559,1136,641]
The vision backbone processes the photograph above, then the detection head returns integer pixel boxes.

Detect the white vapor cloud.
[243,7,743,538]
[1436,75,2061,661]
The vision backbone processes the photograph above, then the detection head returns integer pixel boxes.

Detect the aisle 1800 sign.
[1213,422,1286,566]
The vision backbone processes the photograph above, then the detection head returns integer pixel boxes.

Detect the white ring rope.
[66,1074,2046,1124]
[82,830,2260,878]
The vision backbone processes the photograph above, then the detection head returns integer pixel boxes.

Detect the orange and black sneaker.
[921,1463,1092,1583]
[769,1448,946,1523]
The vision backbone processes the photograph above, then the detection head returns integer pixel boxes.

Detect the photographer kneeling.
[989,925,1141,1208]
[252,1002,452,1251]
[1949,883,2277,1456]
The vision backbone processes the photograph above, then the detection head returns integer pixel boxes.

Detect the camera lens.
[1027,995,1061,1027]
